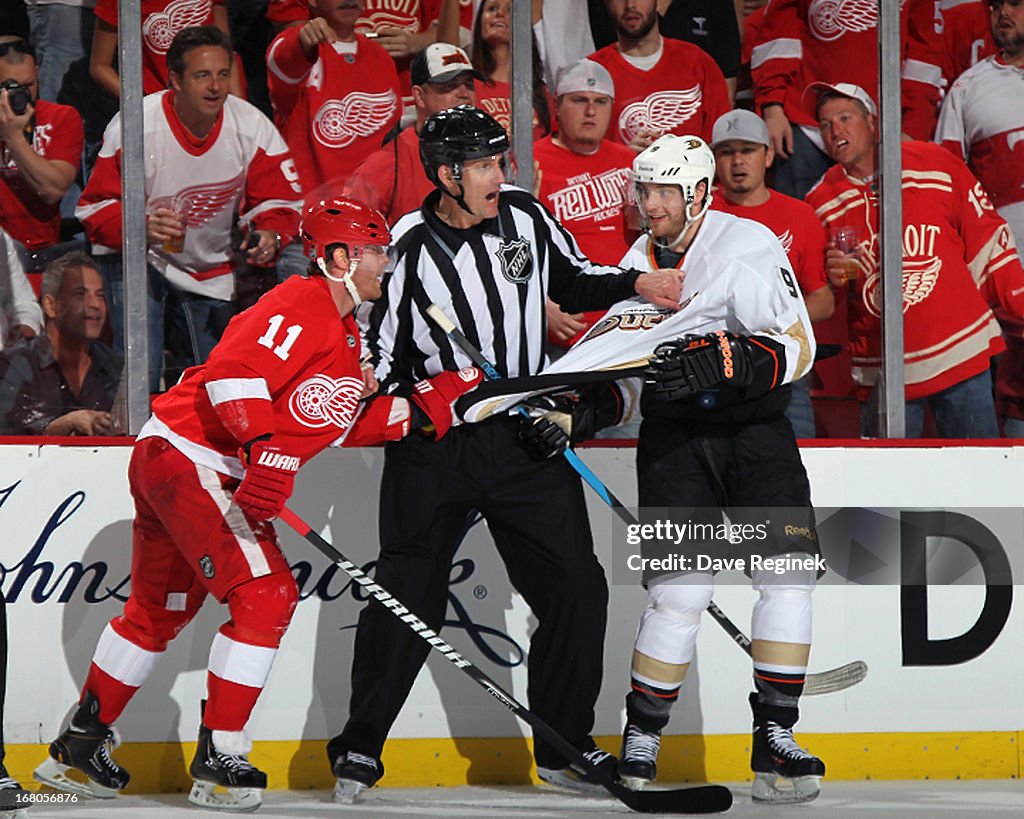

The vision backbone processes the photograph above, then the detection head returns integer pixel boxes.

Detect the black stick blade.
[616,782,734,814]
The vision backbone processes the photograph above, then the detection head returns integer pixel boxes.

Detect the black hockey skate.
[188,723,267,812]
[751,715,825,804]
[33,692,130,799]
[1,762,31,817]
[536,741,619,795]
[332,751,383,805]
[617,723,662,791]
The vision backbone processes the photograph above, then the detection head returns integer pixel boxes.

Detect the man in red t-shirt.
[587,0,730,151]
[710,108,833,437]
[343,42,480,224]
[534,58,636,350]
[0,36,82,270]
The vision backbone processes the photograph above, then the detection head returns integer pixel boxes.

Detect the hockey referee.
[328,105,683,802]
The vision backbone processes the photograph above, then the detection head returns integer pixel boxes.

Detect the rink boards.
[2,441,1023,791]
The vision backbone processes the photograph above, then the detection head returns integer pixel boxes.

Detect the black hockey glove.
[516,383,624,460]
[646,331,756,401]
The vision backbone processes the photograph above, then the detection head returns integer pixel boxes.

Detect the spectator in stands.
[938,1,996,83]
[710,108,832,437]
[78,26,301,392]
[471,0,554,140]
[344,42,480,223]
[266,0,453,122]
[266,0,400,195]
[804,81,1024,438]
[534,59,636,350]
[90,0,243,100]
[935,0,1024,436]
[751,0,942,199]
[0,35,84,272]
[588,0,742,101]
[0,250,121,436]
[266,0,399,280]
[588,0,730,151]
[24,0,95,104]
[0,228,44,351]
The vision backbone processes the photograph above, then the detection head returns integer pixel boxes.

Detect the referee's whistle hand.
[635,269,684,311]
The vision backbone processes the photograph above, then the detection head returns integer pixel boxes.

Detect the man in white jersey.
[612,134,826,804]
[935,0,1024,435]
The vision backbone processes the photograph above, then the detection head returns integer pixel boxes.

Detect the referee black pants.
[329,418,609,771]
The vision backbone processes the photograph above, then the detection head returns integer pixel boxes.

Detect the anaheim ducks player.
[33,197,483,812]
[804,81,1024,438]
[610,134,827,804]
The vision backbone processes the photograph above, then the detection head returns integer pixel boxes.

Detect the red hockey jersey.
[804,141,1024,399]
[267,28,402,193]
[937,0,995,83]
[750,0,942,139]
[77,91,302,301]
[265,0,441,105]
[0,100,83,250]
[587,39,730,146]
[140,275,406,479]
[94,0,221,96]
[711,190,828,297]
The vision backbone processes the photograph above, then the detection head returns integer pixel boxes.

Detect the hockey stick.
[279,506,732,814]
[706,601,867,696]
[427,303,867,697]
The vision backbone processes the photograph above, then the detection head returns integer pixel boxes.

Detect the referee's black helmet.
[419,105,509,187]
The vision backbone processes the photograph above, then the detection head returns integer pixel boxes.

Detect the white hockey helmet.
[632,135,715,245]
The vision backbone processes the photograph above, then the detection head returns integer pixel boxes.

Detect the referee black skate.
[328,105,683,803]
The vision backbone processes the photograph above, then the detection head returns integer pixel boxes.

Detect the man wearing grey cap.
[710,108,832,438]
[535,59,638,349]
[344,42,482,223]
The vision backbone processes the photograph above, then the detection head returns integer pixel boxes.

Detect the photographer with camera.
[0,35,83,272]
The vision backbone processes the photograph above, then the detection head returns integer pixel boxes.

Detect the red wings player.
[32,198,482,811]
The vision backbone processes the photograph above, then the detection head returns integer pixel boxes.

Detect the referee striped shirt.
[367,186,641,385]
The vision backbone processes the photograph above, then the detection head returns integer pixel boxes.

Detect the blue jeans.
[785,375,816,438]
[275,240,309,284]
[861,369,999,438]
[1001,416,1024,438]
[97,255,233,392]
[26,3,93,103]
[770,125,834,200]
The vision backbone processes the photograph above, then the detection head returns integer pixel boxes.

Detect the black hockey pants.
[329,417,609,771]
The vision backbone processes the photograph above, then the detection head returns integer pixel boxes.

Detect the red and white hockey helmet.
[300,196,391,262]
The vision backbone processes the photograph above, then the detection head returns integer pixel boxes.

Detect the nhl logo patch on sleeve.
[497,238,533,284]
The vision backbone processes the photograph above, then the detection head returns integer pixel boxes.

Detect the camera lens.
[1,80,30,116]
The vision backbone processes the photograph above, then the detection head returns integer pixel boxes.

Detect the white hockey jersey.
[78,92,303,301]
[935,56,1024,255]
[462,210,815,421]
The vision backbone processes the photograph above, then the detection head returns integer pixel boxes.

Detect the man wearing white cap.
[749,0,943,199]
[535,59,638,349]
[804,81,1024,437]
[710,108,832,437]
[345,42,482,223]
